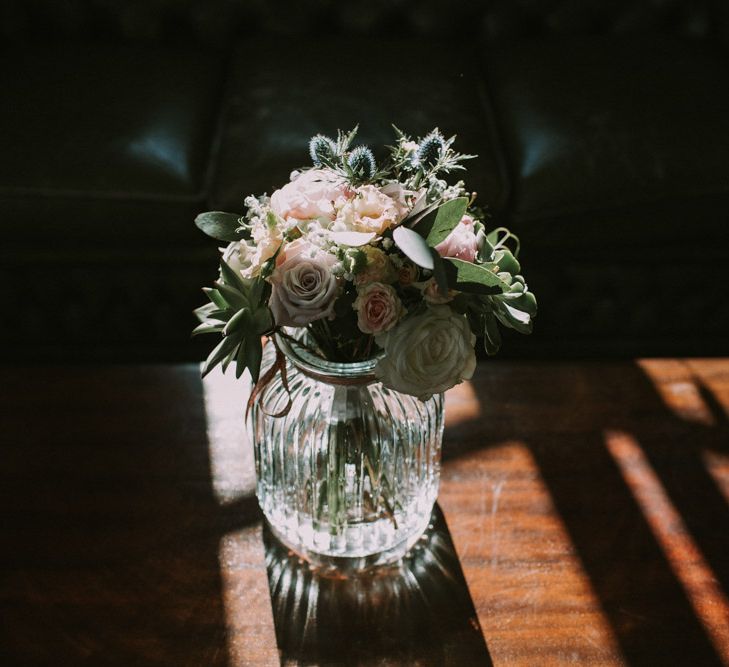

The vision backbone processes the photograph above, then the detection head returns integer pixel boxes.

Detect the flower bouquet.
[194,126,536,568]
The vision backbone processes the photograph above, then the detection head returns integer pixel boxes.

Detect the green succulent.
[193,260,273,381]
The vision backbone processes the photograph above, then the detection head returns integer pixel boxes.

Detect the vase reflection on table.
[264,504,492,664]
[248,333,444,571]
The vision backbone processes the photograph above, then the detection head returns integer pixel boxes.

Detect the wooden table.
[1,360,728,666]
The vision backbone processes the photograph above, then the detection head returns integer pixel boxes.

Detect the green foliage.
[194,211,248,242]
[193,261,273,379]
[443,258,510,295]
[392,226,434,270]
[418,197,469,247]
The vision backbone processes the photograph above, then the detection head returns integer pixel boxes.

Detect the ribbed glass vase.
[247,333,444,571]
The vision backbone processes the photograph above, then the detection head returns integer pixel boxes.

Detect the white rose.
[270,168,349,223]
[268,241,340,326]
[375,306,476,400]
[222,240,252,277]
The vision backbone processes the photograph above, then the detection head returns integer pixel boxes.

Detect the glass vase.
[247,333,444,572]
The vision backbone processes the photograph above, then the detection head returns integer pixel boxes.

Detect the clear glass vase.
[247,333,444,571]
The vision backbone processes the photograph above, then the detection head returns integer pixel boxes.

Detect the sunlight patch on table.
[202,365,257,504]
[444,379,483,426]
[440,442,625,665]
[605,430,729,661]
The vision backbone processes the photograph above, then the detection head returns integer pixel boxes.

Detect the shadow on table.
[264,503,493,666]
[0,366,253,666]
[447,360,729,666]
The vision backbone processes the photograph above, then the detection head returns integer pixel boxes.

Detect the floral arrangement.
[194,126,536,400]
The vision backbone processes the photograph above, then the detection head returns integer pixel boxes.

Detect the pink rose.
[270,169,349,222]
[268,241,339,326]
[353,282,405,335]
[435,214,479,263]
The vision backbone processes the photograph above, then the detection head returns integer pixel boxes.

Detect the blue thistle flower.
[309,134,337,166]
[347,145,376,180]
[416,130,446,167]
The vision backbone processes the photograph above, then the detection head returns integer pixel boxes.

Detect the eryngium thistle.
[309,134,337,166]
[348,145,376,180]
[416,130,446,167]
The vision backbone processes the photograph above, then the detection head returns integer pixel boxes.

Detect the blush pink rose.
[353,282,404,335]
[435,214,479,263]
[268,241,340,326]
[270,169,349,222]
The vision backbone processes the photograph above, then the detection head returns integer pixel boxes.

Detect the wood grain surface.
[1,360,728,666]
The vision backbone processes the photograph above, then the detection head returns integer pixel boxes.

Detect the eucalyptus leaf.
[393,226,434,269]
[424,197,469,247]
[444,258,510,294]
[430,250,449,297]
[329,231,376,246]
[195,211,246,242]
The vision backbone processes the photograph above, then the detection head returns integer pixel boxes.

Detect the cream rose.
[268,241,339,326]
[270,168,349,222]
[353,282,404,335]
[435,214,479,263]
[337,184,404,234]
[375,306,476,400]
[354,246,397,285]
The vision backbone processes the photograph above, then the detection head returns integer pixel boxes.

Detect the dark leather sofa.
[2,0,728,362]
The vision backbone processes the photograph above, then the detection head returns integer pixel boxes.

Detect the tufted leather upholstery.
[0,0,720,45]
[483,34,729,244]
[212,40,507,213]
[1,0,728,360]
[1,44,225,248]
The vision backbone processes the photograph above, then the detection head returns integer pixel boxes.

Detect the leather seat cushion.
[211,39,509,214]
[0,44,225,245]
[484,35,729,250]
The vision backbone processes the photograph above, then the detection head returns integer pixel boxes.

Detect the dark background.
[2,0,728,362]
